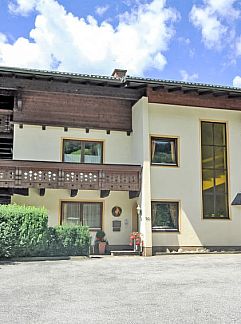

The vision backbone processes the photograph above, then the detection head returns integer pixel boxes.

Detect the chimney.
[111,68,127,79]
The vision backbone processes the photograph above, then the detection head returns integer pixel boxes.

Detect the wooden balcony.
[0,160,141,193]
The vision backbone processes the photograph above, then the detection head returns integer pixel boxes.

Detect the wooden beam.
[129,191,140,199]
[39,188,45,196]
[14,188,29,196]
[100,190,110,198]
[70,189,78,197]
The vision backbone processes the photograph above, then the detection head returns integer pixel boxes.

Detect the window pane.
[214,123,226,146]
[201,121,229,219]
[202,146,214,169]
[82,203,101,229]
[62,203,81,225]
[83,142,102,164]
[215,194,228,218]
[201,122,213,145]
[64,140,81,163]
[152,202,178,230]
[214,146,226,170]
[203,194,215,218]
[151,138,177,165]
[215,170,228,193]
[202,169,214,194]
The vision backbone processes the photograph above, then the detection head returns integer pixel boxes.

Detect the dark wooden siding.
[147,87,241,111]
[13,91,133,131]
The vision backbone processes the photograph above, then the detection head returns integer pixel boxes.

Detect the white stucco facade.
[11,97,241,253]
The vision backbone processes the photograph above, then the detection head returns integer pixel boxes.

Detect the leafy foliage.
[0,204,91,258]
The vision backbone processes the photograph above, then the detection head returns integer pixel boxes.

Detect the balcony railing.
[0,160,141,192]
[0,111,12,133]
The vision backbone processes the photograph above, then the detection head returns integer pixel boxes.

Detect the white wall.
[12,125,137,246]
[13,125,133,164]
[149,103,241,247]
[12,189,134,246]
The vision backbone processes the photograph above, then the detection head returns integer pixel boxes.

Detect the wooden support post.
[100,190,110,198]
[39,188,45,196]
[13,188,29,196]
[129,191,140,199]
[70,189,78,197]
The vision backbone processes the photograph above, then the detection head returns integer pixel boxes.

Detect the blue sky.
[0,0,241,87]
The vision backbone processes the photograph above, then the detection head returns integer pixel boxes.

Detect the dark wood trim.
[70,189,78,197]
[129,191,140,199]
[100,190,110,198]
[147,86,241,111]
[0,77,141,101]
[39,188,45,196]
[0,160,141,192]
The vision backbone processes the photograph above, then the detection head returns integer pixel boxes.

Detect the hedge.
[0,204,91,258]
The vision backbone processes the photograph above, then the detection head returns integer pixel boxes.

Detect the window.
[151,137,178,165]
[61,202,102,230]
[151,201,179,231]
[63,140,103,164]
[201,122,229,219]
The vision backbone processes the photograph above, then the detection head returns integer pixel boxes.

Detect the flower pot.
[98,242,106,255]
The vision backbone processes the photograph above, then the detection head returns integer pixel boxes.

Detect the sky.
[0,0,241,87]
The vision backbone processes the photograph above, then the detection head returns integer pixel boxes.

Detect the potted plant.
[129,232,143,252]
[95,230,108,255]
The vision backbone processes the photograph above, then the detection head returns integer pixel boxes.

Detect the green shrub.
[50,225,91,256]
[0,204,48,258]
[0,204,91,258]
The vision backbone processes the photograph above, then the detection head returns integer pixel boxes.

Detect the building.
[0,66,241,255]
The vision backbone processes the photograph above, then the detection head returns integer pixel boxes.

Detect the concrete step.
[111,250,141,256]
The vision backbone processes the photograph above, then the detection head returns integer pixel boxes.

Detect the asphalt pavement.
[1,254,241,324]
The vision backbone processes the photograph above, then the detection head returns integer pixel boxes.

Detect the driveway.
[1,254,241,324]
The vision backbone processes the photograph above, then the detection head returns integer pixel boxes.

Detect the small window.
[61,202,102,230]
[63,140,103,164]
[151,201,179,231]
[151,137,178,166]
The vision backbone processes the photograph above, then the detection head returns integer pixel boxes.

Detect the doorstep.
[111,250,141,256]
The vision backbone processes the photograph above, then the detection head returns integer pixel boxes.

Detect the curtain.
[63,203,81,225]
[82,203,101,229]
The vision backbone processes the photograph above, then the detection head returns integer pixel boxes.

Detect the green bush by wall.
[0,204,91,258]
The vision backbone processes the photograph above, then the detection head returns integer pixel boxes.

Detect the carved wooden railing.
[0,160,141,191]
[0,111,12,133]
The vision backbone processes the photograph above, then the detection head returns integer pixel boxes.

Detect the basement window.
[63,139,103,164]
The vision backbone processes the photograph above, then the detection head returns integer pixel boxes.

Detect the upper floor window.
[63,139,103,164]
[201,122,229,219]
[151,137,178,166]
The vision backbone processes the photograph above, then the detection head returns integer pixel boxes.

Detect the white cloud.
[95,5,109,16]
[233,75,241,87]
[180,70,198,82]
[8,0,37,16]
[190,0,239,49]
[0,0,179,76]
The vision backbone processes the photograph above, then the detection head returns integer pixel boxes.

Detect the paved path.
[1,254,241,324]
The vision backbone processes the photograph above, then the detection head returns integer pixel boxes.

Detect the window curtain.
[82,203,101,228]
[63,203,81,225]
[151,140,156,161]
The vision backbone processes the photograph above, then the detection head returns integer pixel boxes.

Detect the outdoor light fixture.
[136,204,142,216]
